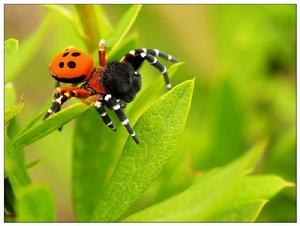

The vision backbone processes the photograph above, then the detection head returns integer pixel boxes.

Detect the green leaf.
[16,185,55,222]
[5,134,31,192]
[5,102,24,126]
[107,5,142,54]
[208,175,293,222]
[5,14,56,84]
[91,79,194,222]
[213,200,268,222]
[123,140,266,222]
[13,103,91,148]
[5,38,18,57]
[5,83,17,110]
[18,99,52,134]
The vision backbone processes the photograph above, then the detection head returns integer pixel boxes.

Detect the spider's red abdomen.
[49,47,94,83]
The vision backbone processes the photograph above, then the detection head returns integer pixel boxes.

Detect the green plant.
[4,5,294,222]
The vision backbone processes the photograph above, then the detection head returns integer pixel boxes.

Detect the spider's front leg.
[43,86,91,120]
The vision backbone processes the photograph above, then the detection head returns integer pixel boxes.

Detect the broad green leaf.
[107,5,142,54]
[212,200,268,222]
[4,38,18,57]
[5,83,17,110]
[123,140,266,222]
[207,175,293,222]
[5,102,24,126]
[256,187,296,222]
[5,14,55,84]
[13,102,91,148]
[91,79,194,222]
[16,185,55,222]
[5,134,31,192]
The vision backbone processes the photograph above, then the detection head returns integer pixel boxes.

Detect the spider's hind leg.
[147,49,179,63]
[141,52,172,90]
[121,48,179,90]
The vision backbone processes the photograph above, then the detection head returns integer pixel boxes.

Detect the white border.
[1,1,298,224]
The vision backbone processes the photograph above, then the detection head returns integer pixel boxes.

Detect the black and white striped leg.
[121,48,178,90]
[43,93,70,120]
[52,92,64,131]
[146,49,179,63]
[129,48,179,64]
[104,94,139,144]
[141,52,172,90]
[94,100,116,131]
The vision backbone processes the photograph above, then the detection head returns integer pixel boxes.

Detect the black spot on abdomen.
[59,62,64,68]
[71,52,81,57]
[62,52,69,57]
[67,61,76,68]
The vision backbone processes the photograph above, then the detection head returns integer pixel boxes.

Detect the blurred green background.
[5,4,296,222]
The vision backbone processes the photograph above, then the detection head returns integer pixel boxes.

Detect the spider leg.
[53,92,63,131]
[94,100,116,131]
[44,92,71,120]
[141,52,172,90]
[53,82,63,130]
[44,86,91,120]
[120,53,145,71]
[120,49,178,90]
[146,49,179,63]
[104,94,139,144]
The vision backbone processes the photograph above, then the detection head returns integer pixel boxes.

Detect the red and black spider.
[44,39,178,144]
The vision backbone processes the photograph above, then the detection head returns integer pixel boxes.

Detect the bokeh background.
[5,4,296,222]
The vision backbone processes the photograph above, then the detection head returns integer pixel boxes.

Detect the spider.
[44,39,178,144]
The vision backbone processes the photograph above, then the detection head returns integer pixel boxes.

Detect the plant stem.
[75,5,101,53]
